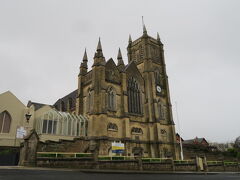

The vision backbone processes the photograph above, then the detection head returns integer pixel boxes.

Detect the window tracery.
[107,123,118,131]
[127,77,141,114]
[131,127,143,134]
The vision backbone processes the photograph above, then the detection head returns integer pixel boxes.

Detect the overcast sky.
[0,0,239,143]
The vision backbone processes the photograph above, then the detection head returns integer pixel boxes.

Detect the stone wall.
[142,162,172,171]
[174,164,196,171]
[36,157,240,172]
[207,164,239,172]
[207,164,225,172]
[37,157,95,169]
[225,165,239,172]
[98,160,139,170]
[20,133,239,172]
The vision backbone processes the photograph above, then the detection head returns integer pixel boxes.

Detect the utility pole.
[175,101,184,160]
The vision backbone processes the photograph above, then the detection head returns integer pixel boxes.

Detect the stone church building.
[53,26,179,159]
[0,25,179,159]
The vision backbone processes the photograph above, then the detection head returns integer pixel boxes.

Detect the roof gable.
[105,58,118,71]
[0,91,26,107]
[124,61,144,83]
[105,58,121,84]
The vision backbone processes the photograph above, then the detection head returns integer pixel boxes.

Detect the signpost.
[112,142,124,153]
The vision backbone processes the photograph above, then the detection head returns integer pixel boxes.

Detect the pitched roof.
[27,101,53,111]
[53,89,77,110]
[183,137,208,144]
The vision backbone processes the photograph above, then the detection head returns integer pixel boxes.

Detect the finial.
[117,48,122,60]
[117,48,124,66]
[94,37,104,59]
[157,32,160,41]
[80,48,88,72]
[142,16,147,34]
[83,48,88,61]
[128,34,132,43]
[97,37,102,51]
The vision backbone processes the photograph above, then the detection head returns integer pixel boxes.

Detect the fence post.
[237,161,239,172]
[171,158,175,171]
[222,161,226,171]
[137,156,143,171]
[203,156,208,172]
[195,156,199,171]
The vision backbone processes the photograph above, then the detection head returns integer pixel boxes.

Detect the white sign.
[112,142,124,153]
[16,127,27,139]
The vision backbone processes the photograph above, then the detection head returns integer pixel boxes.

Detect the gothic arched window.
[107,87,116,111]
[0,111,11,133]
[68,98,73,110]
[87,88,92,112]
[127,77,141,114]
[154,70,161,85]
[61,101,65,112]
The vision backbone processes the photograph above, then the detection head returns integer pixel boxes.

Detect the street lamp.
[25,113,32,123]
[175,101,184,160]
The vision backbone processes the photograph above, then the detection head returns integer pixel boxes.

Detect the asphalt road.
[0,169,239,180]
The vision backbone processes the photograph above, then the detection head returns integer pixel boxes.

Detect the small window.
[87,89,92,112]
[161,129,167,135]
[61,101,65,112]
[131,127,143,134]
[107,123,118,131]
[161,129,168,141]
[68,98,73,110]
[107,87,116,111]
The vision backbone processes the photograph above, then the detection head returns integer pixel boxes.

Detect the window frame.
[0,111,11,134]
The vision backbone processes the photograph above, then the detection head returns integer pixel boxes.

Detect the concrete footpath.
[0,166,239,175]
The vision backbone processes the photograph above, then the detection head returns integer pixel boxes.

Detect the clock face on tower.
[156,85,161,93]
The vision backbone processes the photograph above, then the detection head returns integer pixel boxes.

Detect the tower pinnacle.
[83,48,88,62]
[142,16,147,35]
[157,32,160,41]
[93,37,105,65]
[97,37,102,51]
[128,34,132,43]
[117,48,124,70]
[157,32,163,44]
[79,48,88,75]
[94,37,104,58]
[117,48,122,60]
